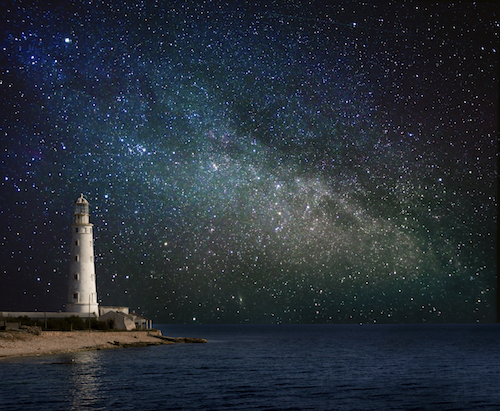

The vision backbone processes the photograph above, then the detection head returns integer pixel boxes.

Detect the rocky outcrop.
[20,325,42,335]
[152,335,207,343]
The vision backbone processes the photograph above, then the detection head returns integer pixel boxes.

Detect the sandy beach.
[0,329,206,359]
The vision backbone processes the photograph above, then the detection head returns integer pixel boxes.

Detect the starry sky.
[1,0,498,324]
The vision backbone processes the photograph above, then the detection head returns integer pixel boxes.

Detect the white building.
[66,194,99,316]
[99,307,153,330]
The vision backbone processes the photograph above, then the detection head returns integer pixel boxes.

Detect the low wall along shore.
[0,328,206,359]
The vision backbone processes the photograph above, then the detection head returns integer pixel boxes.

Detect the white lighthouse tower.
[66,194,99,316]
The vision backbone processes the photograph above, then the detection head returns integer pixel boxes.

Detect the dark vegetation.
[0,316,110,331]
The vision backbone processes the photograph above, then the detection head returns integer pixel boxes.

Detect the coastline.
[0,329,206,359]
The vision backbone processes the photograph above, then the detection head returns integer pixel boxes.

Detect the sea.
[1,324,500,410]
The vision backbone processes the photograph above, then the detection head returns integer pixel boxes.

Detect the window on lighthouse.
[74,274,79,281]
[73,293,78,301]
[75,240,79,246]
[75,255,79,262]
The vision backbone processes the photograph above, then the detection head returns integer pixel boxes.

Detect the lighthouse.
[66,194,99,316]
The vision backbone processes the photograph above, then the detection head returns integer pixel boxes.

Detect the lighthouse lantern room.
[66,194,99,316]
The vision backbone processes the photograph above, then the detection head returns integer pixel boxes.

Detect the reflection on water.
[66,351,103,410]
[2,325,500,411]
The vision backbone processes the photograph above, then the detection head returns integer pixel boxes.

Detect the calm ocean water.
[1,324,500,410]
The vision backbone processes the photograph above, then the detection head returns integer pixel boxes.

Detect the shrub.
[1,316,110,331]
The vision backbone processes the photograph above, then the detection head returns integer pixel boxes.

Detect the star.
[0,1,497,324]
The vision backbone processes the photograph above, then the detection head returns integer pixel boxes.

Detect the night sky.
[1,1,498,324]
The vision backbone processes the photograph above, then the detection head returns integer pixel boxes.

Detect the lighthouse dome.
[75,193,89,205]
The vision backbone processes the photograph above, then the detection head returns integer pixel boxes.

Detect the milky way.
[1,1,498,323]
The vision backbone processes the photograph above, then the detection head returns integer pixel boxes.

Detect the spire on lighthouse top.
[73,193,92,225]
